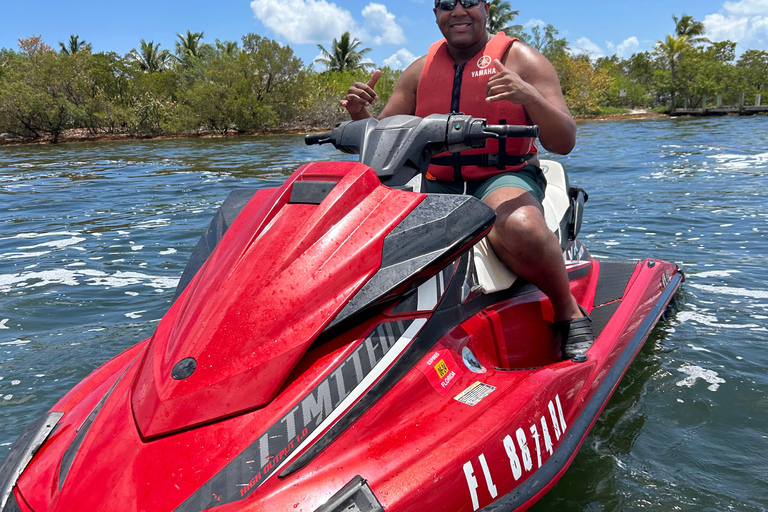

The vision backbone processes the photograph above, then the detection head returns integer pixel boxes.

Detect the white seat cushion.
[473,160,570,294]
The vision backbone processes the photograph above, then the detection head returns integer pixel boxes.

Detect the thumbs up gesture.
[341,69,382,118]
[486,59,537,105]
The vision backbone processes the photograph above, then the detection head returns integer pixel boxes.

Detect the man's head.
[433,0,490,49]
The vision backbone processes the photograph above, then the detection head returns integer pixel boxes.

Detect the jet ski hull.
[0,119,683,512]
[7,254,680,512]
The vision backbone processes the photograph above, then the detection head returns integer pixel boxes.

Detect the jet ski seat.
[473,160,583,294]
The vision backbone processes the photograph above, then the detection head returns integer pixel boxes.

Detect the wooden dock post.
[757,94,762,107]
[717,94,722,108]
[739,92,745,114]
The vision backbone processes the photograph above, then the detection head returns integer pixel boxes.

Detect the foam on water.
[134,219,172,230]
[0,268,179,293]
[84,271,178,289]
[675,310,761,330]
[0,251,52,261]
[687,270,741,278]
[676,364,726,392]
[17,237,87,250]
[0,231,81,241]
[0,340,30,347]
[688,283,768,300]
[686,344,713,353]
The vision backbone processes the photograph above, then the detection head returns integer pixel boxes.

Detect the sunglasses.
[435,0,483,10]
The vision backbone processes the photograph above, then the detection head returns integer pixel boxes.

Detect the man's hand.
[341,70,382,118]
[486,59,539,106]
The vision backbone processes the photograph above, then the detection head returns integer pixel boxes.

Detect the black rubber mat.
[593,261,638,307]
[590,300,622,338]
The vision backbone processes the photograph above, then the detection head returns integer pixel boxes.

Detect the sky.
[1,0,767,70]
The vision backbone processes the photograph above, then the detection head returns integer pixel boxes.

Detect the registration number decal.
[462,395,568,510]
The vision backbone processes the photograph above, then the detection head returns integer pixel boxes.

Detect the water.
[1,116,767,511]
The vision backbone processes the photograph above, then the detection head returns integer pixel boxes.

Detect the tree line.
[486,5,768,115]
[0,32,399,142]
[1,5,767,142]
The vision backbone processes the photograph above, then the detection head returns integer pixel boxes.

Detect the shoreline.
[0,112,669,147]
[0,127,320,147]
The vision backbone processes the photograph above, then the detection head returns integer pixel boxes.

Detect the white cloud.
[363,3,406,45]
[614,36,640,58]
[703,0,768,50]
[250,0,405,47]
[251,0,359,45]
[383,48,418,69]
[571,37,605,59]
[722,0,768,16]
[524,18,547,29]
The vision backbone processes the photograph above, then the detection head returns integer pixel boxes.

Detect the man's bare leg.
[483,186,582,322]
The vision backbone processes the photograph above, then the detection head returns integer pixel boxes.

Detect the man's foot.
[557,306,595,360]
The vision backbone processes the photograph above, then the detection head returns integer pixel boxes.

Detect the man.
[341,0,593,359]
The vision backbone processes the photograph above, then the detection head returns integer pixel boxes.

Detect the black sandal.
[556,305,595,360]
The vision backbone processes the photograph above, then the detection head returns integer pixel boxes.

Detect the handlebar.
[304,116,539,148]
[302,114,539,187]
[305,132,333,146]
[483,124,539,139]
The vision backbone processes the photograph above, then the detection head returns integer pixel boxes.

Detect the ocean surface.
[1,115,766,511]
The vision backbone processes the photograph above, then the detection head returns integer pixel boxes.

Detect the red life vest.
[415,32,538,182]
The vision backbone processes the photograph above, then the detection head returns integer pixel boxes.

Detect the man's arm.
[342,57,425,120]
[487,45,576,155]
[377,57,424,119]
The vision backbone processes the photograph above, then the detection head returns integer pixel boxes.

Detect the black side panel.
[593,261,638,307]
[382,195,494,267]
[173,189,259,300]
[289,181,337,205]
[327,195,495,330]
[0,412,63,511]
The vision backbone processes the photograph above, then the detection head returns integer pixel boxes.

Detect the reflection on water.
[1,117,767,510]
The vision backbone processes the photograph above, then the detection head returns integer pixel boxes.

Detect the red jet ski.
[0,114,682,512]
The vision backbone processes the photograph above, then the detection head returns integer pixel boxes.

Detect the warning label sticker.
[454,382,496,406]
[418,346,463,396]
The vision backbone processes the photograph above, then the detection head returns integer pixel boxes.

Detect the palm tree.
[215,40,240,58]
[59,35,90,55]
[130,40,174,72]
[656,34,691,111]
[315,32,374,72]
[487,1,523,36]
[673,14,710,46]
[175,30,205,60]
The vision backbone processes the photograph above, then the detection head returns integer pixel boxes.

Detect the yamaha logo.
[477,55,492,69]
